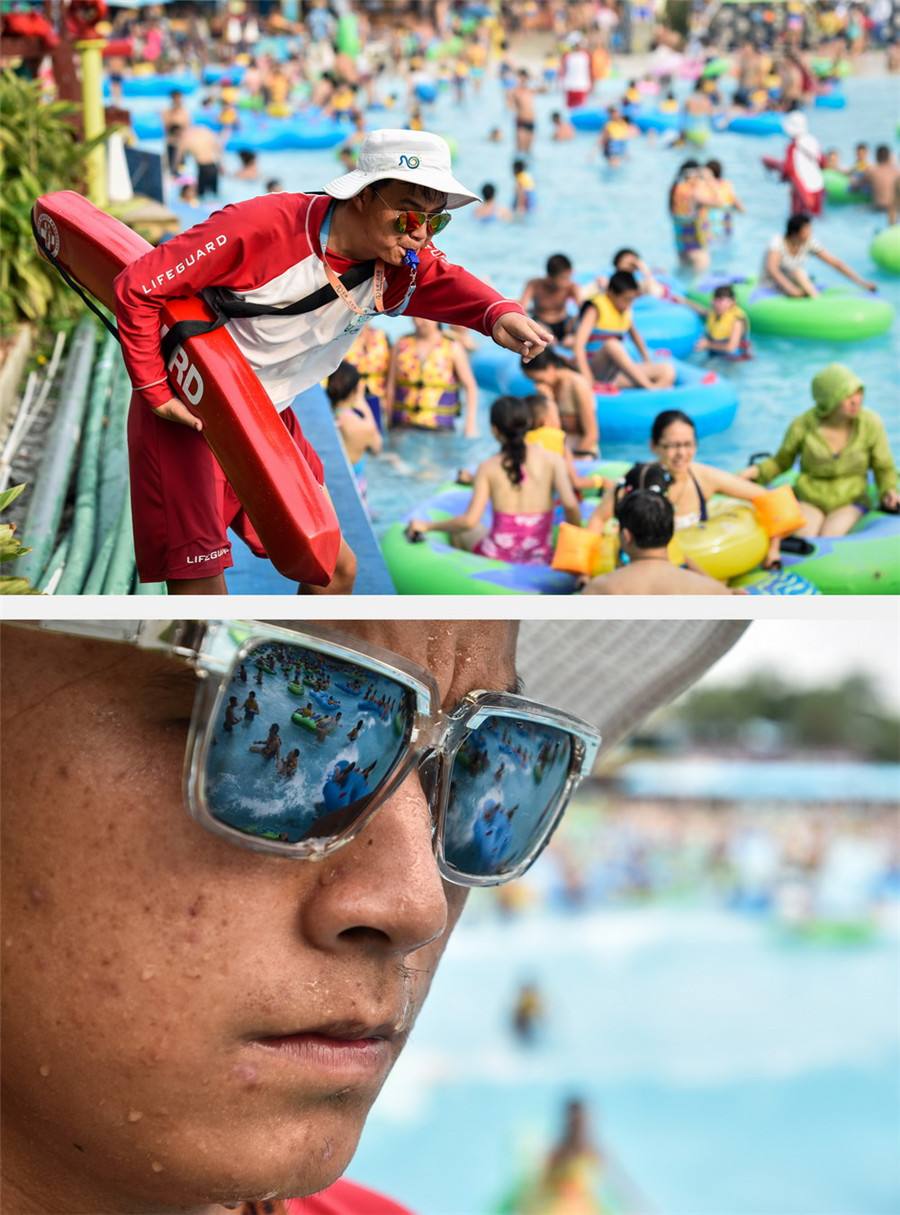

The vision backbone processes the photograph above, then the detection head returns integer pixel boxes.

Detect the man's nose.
[299,768,448,956]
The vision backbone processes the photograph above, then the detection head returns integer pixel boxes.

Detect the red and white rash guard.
[233,1180,414,1214]
[287,1178,414,1214]
[114,192,524,413]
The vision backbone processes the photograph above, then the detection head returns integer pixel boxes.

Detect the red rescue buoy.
[32,191,341,585]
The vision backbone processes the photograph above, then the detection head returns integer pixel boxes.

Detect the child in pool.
[551,110,576,141]
[473,182,512,222]
[600,106,636,167]
[692,285,752,358]
[408,395,582,565]
[706,158,745,237]
[574,271,676,391]
[325,361,382,508]
[520,253,581,345]
[513,159,536,214]
[525,394,609,494]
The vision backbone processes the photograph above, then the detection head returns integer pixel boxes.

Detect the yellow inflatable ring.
[670,504,768,580]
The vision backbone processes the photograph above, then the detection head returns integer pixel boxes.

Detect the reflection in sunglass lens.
[393,210,451,237]
[442,716,572,880]
[205,641,414,846]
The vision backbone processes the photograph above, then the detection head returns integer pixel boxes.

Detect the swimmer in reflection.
[250,723,282,761]
[511,980,546,1046]
[224,696,241,734]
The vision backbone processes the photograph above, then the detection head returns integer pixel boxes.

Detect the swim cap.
[811,363,864,416]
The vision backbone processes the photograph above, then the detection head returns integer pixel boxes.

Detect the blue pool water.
[133,71,900,534]
[620,759,900,803]
[347,901,900,1214]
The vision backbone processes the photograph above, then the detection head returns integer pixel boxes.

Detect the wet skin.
[0,620,517,1215]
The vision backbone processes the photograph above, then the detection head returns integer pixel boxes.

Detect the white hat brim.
[323,165,481,210]
[518,620,748,754]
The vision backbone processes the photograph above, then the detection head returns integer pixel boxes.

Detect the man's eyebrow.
[508,674,525,696]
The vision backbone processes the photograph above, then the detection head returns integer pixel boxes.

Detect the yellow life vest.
[704,302,748,342]
[705,304,748,343]
[587,292,632,347]
[604,118,631,140]
[526,425,566,455]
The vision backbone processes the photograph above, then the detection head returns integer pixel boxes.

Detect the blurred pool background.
[338,623,900,1215]
[132,69,900,533]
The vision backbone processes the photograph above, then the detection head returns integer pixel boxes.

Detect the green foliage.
[663,0,691,38]
[677,672,900,763]
[0,483,40,594]
[0,70,109,333]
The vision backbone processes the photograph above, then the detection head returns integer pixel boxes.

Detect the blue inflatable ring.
[725,112,785,136]
[470,345,739,442]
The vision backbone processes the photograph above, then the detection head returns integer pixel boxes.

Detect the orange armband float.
[753,485,807,538]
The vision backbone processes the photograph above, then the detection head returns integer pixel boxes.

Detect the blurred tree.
[674,673,899,762]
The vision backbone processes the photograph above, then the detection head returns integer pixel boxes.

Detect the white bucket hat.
[784,111,808,139]
[323,128,481,210]
[518,620,748,756]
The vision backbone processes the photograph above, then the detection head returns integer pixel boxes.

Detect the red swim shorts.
[128,398,325,584]
[565,89,590,108]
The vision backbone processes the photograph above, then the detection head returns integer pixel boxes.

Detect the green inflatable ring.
[701,56,731,79]
[824,168,869,205]
[287,682,304,696]
[291,710,318,732]
[687,277,894,342]
[731,475,900,595]
[774,919,877,946]
[382,465,627,595]
[870,225,900,275]
[812,57,851,78]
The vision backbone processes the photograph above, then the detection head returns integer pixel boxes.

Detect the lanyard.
[319,203,419,318]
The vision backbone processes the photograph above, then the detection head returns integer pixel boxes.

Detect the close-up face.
[1,620,516,1213]
[653,419,697,471]
[713,294,734,315]
[616,253,639,274]
[355,181,450,266]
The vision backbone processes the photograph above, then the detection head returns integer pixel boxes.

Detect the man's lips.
[250,1021,401,1078]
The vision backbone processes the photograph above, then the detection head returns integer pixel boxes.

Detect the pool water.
[134,72,900,534]
[347,900,900,1214]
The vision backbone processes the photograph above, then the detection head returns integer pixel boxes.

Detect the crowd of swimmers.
[216,646,395,795]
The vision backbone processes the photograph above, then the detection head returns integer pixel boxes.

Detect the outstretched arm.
[411,463,491,534]
[814,246,877,291]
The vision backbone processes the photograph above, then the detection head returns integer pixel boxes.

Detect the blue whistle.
[403,249,420,270]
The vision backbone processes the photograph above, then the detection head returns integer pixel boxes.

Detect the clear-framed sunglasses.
[26,621,600,887]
